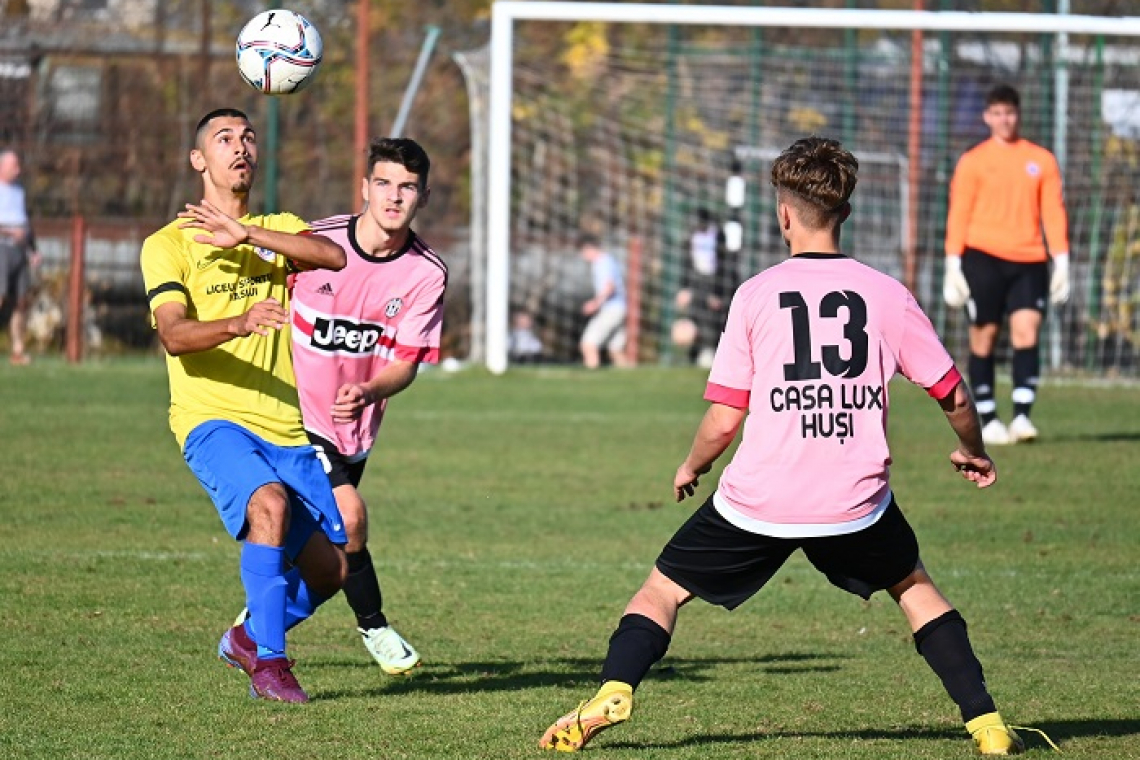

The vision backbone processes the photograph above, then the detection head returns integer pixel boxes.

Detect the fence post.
[66,214,85,363]
[625,236,642,367]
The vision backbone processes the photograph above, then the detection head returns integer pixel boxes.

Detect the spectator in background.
[676,208,729,367]
[943,84,1071,445]
[509,310,545,365]
[0,149,41,365]
[578,233,630,369]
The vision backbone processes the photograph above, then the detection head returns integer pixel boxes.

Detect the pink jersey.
[291,215,446,458]
[706,253,960,537]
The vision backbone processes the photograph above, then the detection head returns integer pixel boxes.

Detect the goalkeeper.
[943,84,1071,446]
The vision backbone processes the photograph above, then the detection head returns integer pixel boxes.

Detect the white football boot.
[1007,414,1039,443]
[360,625,421,675]
[981,418,1011,446]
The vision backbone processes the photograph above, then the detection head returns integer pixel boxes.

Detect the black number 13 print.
[779,290,869,381]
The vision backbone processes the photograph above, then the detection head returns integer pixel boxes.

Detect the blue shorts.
[183,420,347,559]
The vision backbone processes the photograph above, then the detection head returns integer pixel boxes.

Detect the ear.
[777,200,792,230]
[360,175,369,203]
[417,185,431,209]
[189,149,206,173]
[838,202,852,223]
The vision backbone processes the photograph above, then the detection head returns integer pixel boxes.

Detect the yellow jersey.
[140,212,309,449]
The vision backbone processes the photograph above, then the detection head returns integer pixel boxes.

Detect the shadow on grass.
[602,718,1140,751]
[312,652,845,700]
[1044,431,1140,443]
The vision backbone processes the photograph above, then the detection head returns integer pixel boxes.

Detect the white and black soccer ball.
[235,9,323,95]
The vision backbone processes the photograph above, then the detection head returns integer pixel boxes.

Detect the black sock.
[913,610,996,722]
[344,548,388,630]
[1011,348,1039,418]
[599,613,672,689]
[968,353,998,424]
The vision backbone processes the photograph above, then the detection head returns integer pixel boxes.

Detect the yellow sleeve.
[945,151,978,257]
[140,231,190,324]
[260,211,311,234]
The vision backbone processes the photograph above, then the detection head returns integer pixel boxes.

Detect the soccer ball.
[235,9,323,95]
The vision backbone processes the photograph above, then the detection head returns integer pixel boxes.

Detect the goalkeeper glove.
[1050,253,1071,305]
[943,256,970,308]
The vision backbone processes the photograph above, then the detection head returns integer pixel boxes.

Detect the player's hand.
[332,383,372,424]
[943,256,970,308]
[234,298,288,337]
[950,448,997,489]
[178,199,251,249]
[1050,253,1071,305]
[674,461,711,503]
[582,299,599,316]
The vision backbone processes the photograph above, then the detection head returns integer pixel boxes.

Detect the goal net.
[463,3,1140,376]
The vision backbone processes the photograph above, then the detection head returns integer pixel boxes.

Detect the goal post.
[483,1,1140,374]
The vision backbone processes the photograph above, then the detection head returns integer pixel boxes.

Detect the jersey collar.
[348,215,417,264]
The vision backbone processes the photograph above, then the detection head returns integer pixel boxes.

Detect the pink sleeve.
[706,289,753,397]
[896,292,955,391]
[394,273,445,364]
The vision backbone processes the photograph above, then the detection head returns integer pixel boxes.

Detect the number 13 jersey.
[705,253,961,537]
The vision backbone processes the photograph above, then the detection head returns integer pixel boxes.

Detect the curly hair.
[770,136,859,230]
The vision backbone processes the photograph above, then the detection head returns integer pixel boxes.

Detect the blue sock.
[240,542,288,661]
[283,567,328,631]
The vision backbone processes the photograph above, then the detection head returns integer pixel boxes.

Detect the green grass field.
[0,359,1137,759]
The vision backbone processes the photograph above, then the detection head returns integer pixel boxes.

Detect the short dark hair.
[770,136,858,230]
[576,232,600,249]
[696,208,713,225]
[194,108,250,147]
[367,137,431,187]
[985,84,1020,109]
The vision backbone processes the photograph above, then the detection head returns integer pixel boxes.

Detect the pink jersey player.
[291,215,446,459]
[706,253,960,536]
[540,137,1016,758]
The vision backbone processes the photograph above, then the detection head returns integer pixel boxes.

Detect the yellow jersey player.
[140,108,347,703]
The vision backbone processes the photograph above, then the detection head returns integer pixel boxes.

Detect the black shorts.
[655,495,920,609]
[306,430,368,489]
[961,247,1049,326]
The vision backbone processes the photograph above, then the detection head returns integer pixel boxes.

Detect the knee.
[246,483,291,532]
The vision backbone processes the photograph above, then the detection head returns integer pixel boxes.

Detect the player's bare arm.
[584,281,615,316]
[178,199,346,271]
[675,402,747,502]
[330,360,419,424]
[937,380,997,489]
[153,298,289,356]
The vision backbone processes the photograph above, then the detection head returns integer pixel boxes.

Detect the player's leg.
[889,567,1024,755]
[336,482,423,674]
[539,568,688,753]
[183,422,306,700]
[806,498,1021,754]
[1005,261,1049,442]
[581,310,610,369]
[8,257,32,363]
[607,320,630,368]
[0,244,13,360]
[541,497,789,752]
[310,433,422,673]
[961,249,1010,445]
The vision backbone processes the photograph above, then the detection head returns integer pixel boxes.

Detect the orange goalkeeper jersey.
[945,137,1069,263]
